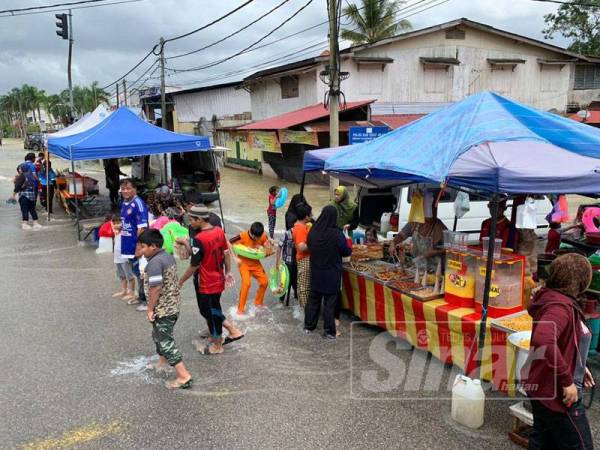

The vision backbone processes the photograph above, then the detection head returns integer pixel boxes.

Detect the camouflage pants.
[152,315,183,366]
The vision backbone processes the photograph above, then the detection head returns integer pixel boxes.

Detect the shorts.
[116,261,135,280]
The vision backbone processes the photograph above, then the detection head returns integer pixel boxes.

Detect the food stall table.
[342,268,520,396]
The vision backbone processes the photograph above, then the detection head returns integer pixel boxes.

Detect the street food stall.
[306,91,600,398]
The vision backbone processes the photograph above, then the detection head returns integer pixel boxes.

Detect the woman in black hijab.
[285,194,310,230]
[305,205,351,339]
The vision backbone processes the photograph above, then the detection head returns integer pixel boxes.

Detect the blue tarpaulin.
[303,146,348,172]
[323,92,600,194]
[48,107,211,161]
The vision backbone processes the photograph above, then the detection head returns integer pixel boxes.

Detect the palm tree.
[341,0,412,45]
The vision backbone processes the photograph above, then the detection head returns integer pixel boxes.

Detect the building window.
[491,68,511,94]
[358,65,383,95]
[445,28,465,40]
[424,67,448,94]
[280,76,299,98]
[574,65,600,90]
[540,65,562,92]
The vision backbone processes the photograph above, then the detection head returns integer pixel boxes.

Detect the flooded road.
[217,166,331,233]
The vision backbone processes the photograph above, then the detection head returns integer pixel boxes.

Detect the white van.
[356,184,551,240]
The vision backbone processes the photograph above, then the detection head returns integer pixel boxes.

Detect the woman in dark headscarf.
[285,193,310,230]
[305,205,351,339]
[523,253,595,450]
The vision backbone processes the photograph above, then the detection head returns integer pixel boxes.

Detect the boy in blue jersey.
[119,178,149,311]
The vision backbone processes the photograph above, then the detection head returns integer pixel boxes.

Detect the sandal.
[127,298,140,305]
[196,343,223,355]
[165,378,193,390]
[223,334,245,345]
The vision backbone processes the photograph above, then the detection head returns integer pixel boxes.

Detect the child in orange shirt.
[233,222,272,314]
[292,204,312,308]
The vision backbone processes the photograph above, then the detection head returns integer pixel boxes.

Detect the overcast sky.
[0,0,564,97]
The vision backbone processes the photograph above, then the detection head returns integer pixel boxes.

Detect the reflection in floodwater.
[216,167,331,232]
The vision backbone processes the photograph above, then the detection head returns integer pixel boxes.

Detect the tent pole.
[211,150,226,233]
[475,195,499,379]
[71,159,81,241]
[300,171,306,196]
[452,215,458,232]
[45,145,50,223]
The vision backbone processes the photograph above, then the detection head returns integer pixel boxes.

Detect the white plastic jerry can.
[451,375,485,429]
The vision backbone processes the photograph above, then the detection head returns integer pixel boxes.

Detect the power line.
[166,0,293,60]
[530,0,600,6]
[0,0,120,14]
[169,0,315,73]
[102,0,256,89]
[161,0,256,47]
[101,49,155,90]
[0,0,143,17]
[168,0,430,70]
[167,0,437,77]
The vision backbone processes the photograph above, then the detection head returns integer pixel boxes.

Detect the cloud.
[0,0,563,95]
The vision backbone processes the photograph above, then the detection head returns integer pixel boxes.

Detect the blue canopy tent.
[315,91,600,378]
[48,107,210,160]
[322,91,600,193]
[48,107,218,238]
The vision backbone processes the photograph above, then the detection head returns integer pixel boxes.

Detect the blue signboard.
[348,126,390,144]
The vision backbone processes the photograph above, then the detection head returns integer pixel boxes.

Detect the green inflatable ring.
[160,222,189,254]
[269,263,290,296]
[233,243,266,260]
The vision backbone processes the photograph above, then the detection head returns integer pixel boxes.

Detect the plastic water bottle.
[451,375,485,429]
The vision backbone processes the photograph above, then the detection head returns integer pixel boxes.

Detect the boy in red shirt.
[232,222,272,315]
[179,205,243,355]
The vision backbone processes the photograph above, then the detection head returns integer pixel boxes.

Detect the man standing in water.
[120,178,149,311]
[179,205,244,355]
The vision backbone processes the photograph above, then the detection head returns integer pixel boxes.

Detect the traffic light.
[55,13,68,40]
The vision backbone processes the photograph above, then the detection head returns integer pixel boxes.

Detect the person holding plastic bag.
[389,190,447,263]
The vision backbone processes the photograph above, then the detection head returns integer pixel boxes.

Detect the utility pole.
[116,83,120,107]
[159,37,170,183]
[328,0,340,197]
[123,79,128,107]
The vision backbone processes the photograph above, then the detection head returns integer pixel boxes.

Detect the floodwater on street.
[217,165,331,232]
[1,138,599,450]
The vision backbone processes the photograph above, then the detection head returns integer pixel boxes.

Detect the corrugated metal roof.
[238,100,374,130]
[372,114,425,129]
[371,102,451,115]
[304,120,387,132]
[569,111,600,125]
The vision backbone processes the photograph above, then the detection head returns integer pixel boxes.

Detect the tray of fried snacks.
[351,243,384,262]
[373,268,413,283]
[491,310,532,333]
[345,261,374,274]
[387,280,422,292]
[403,286,444,302]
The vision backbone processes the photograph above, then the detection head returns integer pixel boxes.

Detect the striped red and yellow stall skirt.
[342,270,518,396]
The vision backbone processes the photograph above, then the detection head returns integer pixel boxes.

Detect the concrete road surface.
[1,139,598,449]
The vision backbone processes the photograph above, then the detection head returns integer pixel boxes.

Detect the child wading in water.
[111,216,137,301]
[232,222,272,315]
[138,229,192,389]
[267,186,279,239]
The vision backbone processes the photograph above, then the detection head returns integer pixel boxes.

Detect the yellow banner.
[278,129,319,146]
[249,131,281,153]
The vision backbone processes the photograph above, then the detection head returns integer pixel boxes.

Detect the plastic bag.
[408,190,425,223]
[453,192,470,219]
[516,197,537,229]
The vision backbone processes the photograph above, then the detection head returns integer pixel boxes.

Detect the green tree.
[543,0,600,56]
[341,0,411,45]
